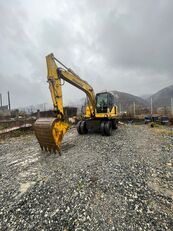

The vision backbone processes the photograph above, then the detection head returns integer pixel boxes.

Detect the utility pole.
[0,93,2,107]
[150,97,153,115]
[133,102,136,117]
[119,103,121,114]
[43,103,45,111]
[171,97,173,117]
[7,91,11,111]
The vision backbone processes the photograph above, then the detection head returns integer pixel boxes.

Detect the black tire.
[112,119,117,129]
[77,121,82,134]
[80,121,88,134]
[104,121,112,136]
[100,121,106,135]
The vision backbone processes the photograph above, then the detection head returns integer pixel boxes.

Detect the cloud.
[94,0,173,72]
[0,73,50,107]
[0,0,173,108]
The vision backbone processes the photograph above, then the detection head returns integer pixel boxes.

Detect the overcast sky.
[0,0,173,108]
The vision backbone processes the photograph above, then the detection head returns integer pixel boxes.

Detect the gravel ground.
[0,124,173,231]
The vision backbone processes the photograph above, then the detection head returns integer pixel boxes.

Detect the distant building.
[11,109,19,118]
[32,107,78,119]
[64,107,77,118]
[0,105,11,117]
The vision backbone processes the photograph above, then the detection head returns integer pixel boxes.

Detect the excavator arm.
[46,53,96,116]
[58,69,96,115]
[34,53,96,154]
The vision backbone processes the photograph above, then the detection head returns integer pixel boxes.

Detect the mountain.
[111,90,148,112]
[149,84,173,108]
[140,94,152,100]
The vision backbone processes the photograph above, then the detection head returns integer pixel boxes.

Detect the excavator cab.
[96,92,115,113]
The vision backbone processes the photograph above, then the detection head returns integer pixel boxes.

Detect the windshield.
[96,93,108,108]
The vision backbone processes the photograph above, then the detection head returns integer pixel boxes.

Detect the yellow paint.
[52,120,69,151]
[46,54,64,114]
[85,105,118,118]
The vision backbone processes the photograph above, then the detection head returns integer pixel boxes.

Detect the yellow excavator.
[34,53,118,154]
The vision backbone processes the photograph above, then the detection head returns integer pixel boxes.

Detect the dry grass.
[0,125,6,130]
[149,124,173,136]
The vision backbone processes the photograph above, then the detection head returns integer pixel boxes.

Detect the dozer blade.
[34,118,69,154]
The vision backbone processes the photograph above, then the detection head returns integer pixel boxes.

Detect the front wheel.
[77,121,88,134]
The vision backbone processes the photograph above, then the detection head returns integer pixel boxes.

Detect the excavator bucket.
[34,118,69,154]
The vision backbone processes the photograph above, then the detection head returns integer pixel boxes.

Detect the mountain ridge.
[111,90,148,112]
[67,84,173,111]
[147,84,173,108]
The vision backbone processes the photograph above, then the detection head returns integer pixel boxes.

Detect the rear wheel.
[104,121,112,136]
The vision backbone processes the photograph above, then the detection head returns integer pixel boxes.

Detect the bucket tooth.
[40,145,43,151]
[48,146,51,152]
